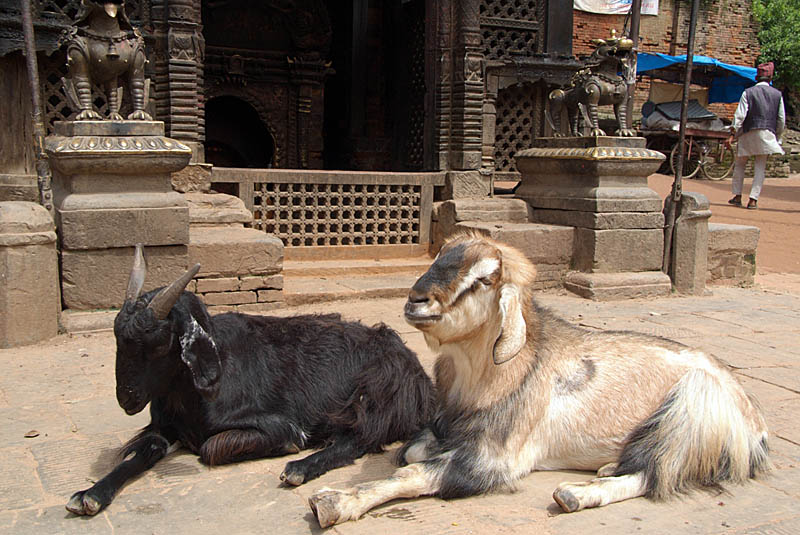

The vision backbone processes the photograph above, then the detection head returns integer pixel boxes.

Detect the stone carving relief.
[168,29,199,60]
[465,52,483,83]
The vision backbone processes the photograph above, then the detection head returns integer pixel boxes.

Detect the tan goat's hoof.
[596,462,618,477]
[309,490,344,528]
[553,487,581,513]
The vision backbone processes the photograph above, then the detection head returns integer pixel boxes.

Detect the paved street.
[2,280,799,534]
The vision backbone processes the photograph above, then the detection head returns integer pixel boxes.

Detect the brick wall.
[573,0,761,119]
[190,273,284,315]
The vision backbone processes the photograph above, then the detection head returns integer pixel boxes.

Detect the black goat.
[67,245,434,516]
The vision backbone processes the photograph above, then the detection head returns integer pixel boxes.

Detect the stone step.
[282,256,433,306]
[436,197,532,224]
[282,256,433,277]
[456,220,573,263]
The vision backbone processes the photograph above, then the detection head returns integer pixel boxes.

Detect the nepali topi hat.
[756,62,774,80]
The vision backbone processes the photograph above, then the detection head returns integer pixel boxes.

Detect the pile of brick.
[744,157,790,178]
[778,128,800,174]
[189,272,283,315]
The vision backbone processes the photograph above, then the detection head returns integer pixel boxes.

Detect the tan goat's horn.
[125,244,147,302]
[147,263,201,320]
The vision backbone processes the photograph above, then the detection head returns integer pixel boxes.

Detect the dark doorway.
[322,0,427,171]
[204,96,275,168]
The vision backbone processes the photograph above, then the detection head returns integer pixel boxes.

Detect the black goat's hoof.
[66,489,103,516]
[279,463,306,486]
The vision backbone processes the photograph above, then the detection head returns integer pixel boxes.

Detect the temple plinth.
[46,121,192,309]
[515,136,671,300]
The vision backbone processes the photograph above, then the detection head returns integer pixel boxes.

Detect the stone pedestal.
[46,121,192,309]
[669,192,711,295]
[515,137,671,299]
[707,223,759,287]
[0,202,60,347]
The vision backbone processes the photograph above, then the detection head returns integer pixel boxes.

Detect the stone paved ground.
[2,280,799,535]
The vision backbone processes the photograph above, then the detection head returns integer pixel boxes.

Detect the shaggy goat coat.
[308,232,770,527]
[66,247,434,516]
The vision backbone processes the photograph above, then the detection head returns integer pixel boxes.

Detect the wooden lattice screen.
[479,0,542,61]
[494,83,542,176]
[253,182,422,247]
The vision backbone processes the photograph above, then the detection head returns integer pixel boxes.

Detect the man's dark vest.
[742,84,782,135]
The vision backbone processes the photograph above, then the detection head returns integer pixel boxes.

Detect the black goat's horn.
[125,244,147,302]
[147,263,201,320]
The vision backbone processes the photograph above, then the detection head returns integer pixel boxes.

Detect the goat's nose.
[116,387,133,407]
[407,289,430,304]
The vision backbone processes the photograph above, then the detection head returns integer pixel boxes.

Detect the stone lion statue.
[61,0,152,121]
[547,30,636,137]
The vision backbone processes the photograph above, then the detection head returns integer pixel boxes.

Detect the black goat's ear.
[179,317,221,400]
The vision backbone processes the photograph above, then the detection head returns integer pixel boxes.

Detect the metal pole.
[662,0,700,275]
[20,0,54,216]
[625,0,642,130]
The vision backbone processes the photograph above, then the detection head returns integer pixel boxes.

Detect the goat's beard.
[404,314,440,328]
[422,332,441,351]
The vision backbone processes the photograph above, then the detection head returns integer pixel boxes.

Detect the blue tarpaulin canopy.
[636,52,757,104]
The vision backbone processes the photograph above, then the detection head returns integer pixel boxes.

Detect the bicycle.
[669,134,736,180]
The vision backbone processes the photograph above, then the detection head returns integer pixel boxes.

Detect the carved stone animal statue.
[67,245,434,516]
[62,0,152,120]
[548,33,636,137]
[308,232,770,527]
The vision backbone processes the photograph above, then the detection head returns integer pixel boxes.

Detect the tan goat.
[308,232,770,528]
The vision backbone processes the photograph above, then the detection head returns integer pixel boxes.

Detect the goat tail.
[614,368,770,500]
[328,325,435,452]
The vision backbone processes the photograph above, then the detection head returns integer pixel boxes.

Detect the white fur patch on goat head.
[405,238,502,347]
[448,256,500,306]
[493,283,526,364]
[179,314,222,400]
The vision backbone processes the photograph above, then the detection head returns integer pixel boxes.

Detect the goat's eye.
[478,277,492,286]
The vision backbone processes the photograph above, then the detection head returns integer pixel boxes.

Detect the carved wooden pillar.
[481,74,499,175]
[297,84,312,169]
[451,0,483,172]
[427,0,450,172]
[439,0,487,198]
[151,0,204,162]
[289,58,328,169]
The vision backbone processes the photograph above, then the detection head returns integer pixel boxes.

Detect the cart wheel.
[701,140,736,180]
[669,139,702,179]
[646,136,671,174]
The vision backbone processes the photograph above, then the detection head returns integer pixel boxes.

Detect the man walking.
[728,62,786,210]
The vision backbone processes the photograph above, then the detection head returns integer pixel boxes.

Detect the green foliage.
[753,0,800,89]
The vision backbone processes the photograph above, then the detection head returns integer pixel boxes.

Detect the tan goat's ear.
[493,284,526,364]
